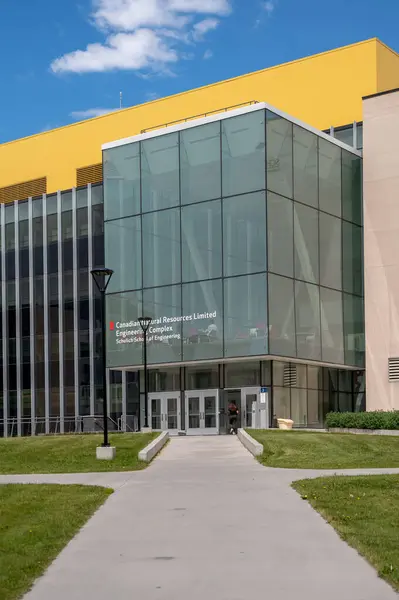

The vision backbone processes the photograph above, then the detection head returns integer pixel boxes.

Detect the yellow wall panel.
[376,41,399,93]
[0,38,384,194]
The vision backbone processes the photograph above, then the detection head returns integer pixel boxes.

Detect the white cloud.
[203,49,213,60]
[192,18,219,41]
[262,1,275,14]
[70,107,119,120]
[52,30,178,74]
[51,0,231,75]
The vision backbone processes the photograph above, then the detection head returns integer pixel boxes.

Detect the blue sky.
[1,0,399,143]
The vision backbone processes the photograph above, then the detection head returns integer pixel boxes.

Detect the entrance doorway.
[185,389,219,435]
[148,392,181,434]
[224,387,270,430]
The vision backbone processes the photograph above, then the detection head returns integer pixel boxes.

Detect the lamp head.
[138,316,152,332]
[91,268,114,293]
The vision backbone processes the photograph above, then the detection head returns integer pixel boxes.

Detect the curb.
[328,428,399,436]
[138,432,169,462]
[237,429,263,457]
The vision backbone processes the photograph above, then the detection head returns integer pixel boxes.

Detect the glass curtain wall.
[104,107,363,373]
[0,184,105,437]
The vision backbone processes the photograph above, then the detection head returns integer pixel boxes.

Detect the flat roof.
[102,101,362,157]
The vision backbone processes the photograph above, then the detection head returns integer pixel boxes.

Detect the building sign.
[110,311,218,346]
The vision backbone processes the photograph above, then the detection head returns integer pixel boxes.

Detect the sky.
[1,0,399,143]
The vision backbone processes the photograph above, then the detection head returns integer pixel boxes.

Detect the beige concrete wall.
[363,90,399,410]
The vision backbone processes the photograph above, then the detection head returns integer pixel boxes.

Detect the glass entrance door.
[148,392,181,434]
[185,389,219,435]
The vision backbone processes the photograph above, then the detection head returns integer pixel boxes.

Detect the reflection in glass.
[186,365,219,389]
[266,112,293,199]
[273,387,290,419]
[342,151,362,225]
[224,361,260,387]
[343,222,363,295]
[268,274,295,357]
[224,273,267,358]
[151,398,162,430]
[181,200,222,282]
[188,397,200,429]
[105,217,141,293]
[291,388,307,426]
[320,287,344,364]
[319,139,341,217]
[142,133,179,211]
[223,192,266,277]
[182,279,223,361]
[294,203,319,284]
[267,192,293,277]
[320,213,342,290]
[142,208,181,288]
[104,143,140,220]
[344,294,364,367]
[143,285,182,364]
[222,111,265,197]
[295,281,321,360]
[106,290,143,368]
[307,389,322,426]
[204,396,216,428]
[293,125,318,207]
[180,122,221,204]
[167,397,178,429]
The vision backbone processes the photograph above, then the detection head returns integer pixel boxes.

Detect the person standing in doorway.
[228,401,239,434]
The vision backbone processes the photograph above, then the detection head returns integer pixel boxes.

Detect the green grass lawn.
[0,484,112,600]
[292,475,399,591]
[249,430,399,469]
[0,432,158,474]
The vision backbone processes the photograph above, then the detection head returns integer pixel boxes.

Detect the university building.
[0,38,398,436]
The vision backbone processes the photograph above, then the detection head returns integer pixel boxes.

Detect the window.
[343,222,362,295]
[143,285,182,364]
[223,192,266,277]
[181,200,222,282]
[295,281,321,360]
[182,279,223,361]
[104,142,140,219]
[268,274,296,357]
[224,273,267,358]
[267,192,293,277]
[319,139,341,217]
[294,203,319,284]
[320,213,342,290]
[267,112,293,199]
[105,217,142,293]
[222,111,265,197]
[343,294,364,367]
[180,122,221,204]
[142,133,179,212]
[342,151,362,225]
[142,209,181,288]
[293,125,318,207]
[320,287,344,364]
[106,290,143,368]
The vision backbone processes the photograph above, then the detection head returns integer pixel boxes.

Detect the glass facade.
[0,184,110,437]
[0,105,364,436]
[104,107,364,372]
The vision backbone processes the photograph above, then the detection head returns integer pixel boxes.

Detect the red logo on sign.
[109,321,115,331]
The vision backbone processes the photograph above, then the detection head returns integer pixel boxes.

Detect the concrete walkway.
[2,436,398,600]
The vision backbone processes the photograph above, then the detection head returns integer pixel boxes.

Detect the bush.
[326,411,399,430]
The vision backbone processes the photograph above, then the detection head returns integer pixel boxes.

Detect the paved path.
[2,437,398,600]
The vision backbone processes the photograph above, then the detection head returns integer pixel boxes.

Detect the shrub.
[326,411,399,430]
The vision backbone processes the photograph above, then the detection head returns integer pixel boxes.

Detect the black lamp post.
[138,316,152,429]
[91,268,114,447]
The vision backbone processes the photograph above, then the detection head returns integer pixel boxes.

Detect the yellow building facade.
[1,37,399,198]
